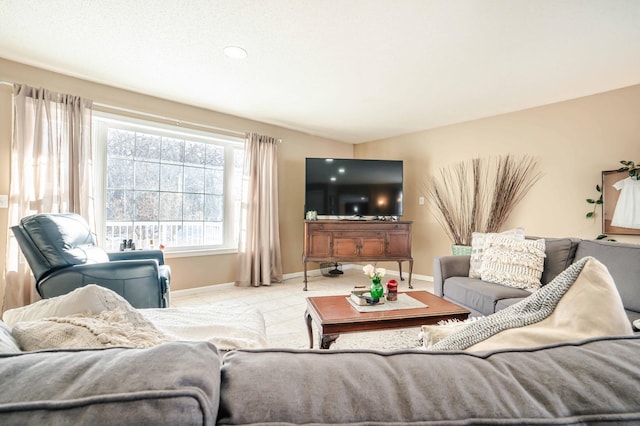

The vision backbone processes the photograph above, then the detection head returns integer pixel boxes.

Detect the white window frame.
[93,111,244,257]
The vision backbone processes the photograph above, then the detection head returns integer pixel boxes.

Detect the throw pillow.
[480,235,545,290]
[2,284,148,328]
[431,257,634,352]
[468,228,525,278]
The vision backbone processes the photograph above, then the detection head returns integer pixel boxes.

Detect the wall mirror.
[602,170,640,235]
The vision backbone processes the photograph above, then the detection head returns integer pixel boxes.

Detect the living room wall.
[1,58,639,294]
[0,58,353,293]
[355,83,640,275]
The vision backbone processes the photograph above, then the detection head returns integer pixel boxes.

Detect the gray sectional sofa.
[1,237,640,424]
[1,335,640,424]
[434,237,640,325]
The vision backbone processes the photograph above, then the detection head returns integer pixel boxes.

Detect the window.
[93,112,244,254]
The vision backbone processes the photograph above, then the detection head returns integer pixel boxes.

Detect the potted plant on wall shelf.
[424,154,542,255]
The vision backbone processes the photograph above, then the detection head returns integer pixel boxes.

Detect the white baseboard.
[171,263,433,297]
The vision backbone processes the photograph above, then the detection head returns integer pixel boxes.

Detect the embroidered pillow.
[468,228,525,278]
[480,235,545,290]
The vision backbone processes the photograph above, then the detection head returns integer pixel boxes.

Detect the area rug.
[267,327,423,351]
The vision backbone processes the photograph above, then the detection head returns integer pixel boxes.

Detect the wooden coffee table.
[304,291,470,349]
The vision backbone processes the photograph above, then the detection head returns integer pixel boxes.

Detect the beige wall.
[356,84,640,276]
[1,57,639,291]
[0,58,353,291]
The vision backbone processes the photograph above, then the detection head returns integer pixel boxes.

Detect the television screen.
[305,158,403,217]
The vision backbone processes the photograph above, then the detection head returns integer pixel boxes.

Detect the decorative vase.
[370,278,384,299]
[451,244,472,256]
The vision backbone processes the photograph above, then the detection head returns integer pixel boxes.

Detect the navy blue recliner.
[11,213,170,308]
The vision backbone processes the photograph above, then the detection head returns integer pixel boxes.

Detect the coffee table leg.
[320,334,339,349]
[304,309,314,348]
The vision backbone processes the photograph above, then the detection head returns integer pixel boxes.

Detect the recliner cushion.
[20,213,108,269]
[443,277,532,316]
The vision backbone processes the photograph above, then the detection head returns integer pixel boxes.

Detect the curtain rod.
[1,82,282,143]
[93,101,248,138]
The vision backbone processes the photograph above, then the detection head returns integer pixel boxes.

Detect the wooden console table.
[302,220,413,291]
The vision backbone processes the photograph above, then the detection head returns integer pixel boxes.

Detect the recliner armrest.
[38,260,166,308]
[107,249,166,265]
[433,255,471,297]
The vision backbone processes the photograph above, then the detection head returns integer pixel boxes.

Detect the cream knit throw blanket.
[12,309,169,351]
[432,257,586,351]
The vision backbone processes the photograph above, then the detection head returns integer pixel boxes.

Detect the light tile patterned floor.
[170,267,434,349]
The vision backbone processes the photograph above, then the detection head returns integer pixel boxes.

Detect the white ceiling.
[1,0,639,143]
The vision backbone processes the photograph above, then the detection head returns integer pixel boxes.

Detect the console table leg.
[303,261,308,291]
[398,261,404,281]
[408,259,414,289]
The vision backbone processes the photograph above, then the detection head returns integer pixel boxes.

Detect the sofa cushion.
[540,237,581,284]
[433,257,633,352]
[0,342,220,425]
[574,239,640,313]
[480,236,546,290]
[219,337,640,425]
[494,297,527,311]
[443,277,532,316]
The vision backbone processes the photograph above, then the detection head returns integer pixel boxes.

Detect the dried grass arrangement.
[424,155,542,246]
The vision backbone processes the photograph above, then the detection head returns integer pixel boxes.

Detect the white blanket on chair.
[4,285,268,351]
[141,303,268,350]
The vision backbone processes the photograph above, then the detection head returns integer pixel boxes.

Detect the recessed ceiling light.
[224,46,247,59]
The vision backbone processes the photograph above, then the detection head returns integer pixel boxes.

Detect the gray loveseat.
[434,237,640,326]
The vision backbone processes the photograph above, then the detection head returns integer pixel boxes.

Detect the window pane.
[206,144,224,167]
[106,189,134,220]
[205,169,223,194]
[135,133,161,161]
[162,137,184,163]
[160,163,182,192]
[184,141,206,166]
[183,193,204,220]
[134,191,159,221]
[204,222,222,245]
[107,158,134,189]
[108,129,134,158]
[183,165,205,193]
[205,194,223,221]
[159,192,182,221]
[134,161,160,191]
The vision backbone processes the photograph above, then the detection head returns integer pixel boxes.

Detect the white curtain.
[236,133,283,287]
[1,85,94,312]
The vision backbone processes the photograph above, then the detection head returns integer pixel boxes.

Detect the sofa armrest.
[433,255,470,296]
[0,342,220,425]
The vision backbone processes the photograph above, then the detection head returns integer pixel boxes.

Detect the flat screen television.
[305,158,403,218]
